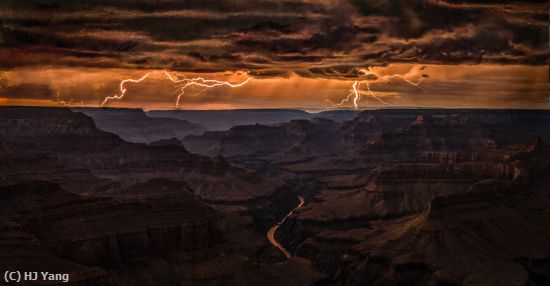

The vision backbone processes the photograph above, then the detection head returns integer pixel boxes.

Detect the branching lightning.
[100,71,252,107]
[331,81,357,107]
[78,66,422,109]
[330,66,427,109]
[364,81,390,105]
[378,74,424,89]
[164,71,252,108]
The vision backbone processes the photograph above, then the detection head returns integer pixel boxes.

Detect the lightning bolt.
[164,71,252,108]
[364,81,390,105]
[100,71,252,108]
[329,80,375,109]
[101,73,152,107]
[330,67,427,109]
[378,74,424,89]
[352,81,361,108]
[328,80,360,107]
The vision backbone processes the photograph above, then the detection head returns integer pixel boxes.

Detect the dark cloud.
[239,20,294,34]
[0,0,547,79]
[273,54,324,63]
[0,0,318,14]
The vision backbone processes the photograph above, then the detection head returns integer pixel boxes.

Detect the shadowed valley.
[1,107,549,285]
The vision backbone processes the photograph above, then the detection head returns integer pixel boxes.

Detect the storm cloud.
[0,0,547,79]
[0,0,547,110]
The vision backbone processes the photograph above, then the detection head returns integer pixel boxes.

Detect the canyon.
[1,106,549,285]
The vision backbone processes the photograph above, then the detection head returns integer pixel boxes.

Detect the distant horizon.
[2,104,549,113]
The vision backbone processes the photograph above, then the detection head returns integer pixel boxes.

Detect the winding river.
[267,196,305,258]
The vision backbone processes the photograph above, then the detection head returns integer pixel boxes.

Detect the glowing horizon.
[0,64,547,110]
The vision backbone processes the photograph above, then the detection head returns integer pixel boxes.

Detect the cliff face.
[3,106,550,285]
[0,181,221,263]
[179,111,549,221]
[295,161,519,224]
[180,108,550,285]
[74,108,206,143]
[0,107,323,285]
[0,107,284,202]
[277,139,550,286]
[183,118,343,159]
[344,146,550,286]
[0,107,102,137]
[0,136,114,194]
[0,108,305,237]
[0,181,221,285]
[0,181,319,286]
[182,110,549,169]
[366,115,497,153]
[339,112,417,145]
[343,109,550,148]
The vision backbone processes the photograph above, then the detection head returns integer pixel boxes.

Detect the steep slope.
[278,138,550,285]
[345,109,550,147]
[74,108,206,143]
[0,107,284,202]
[0,181,221,262]
[0,107,310,275]
[3,107,550,285]
[0,181,322,285]
[363,114,497,161]
[0,134,113,194]
[183,118,343,162]
[0,180,220,284]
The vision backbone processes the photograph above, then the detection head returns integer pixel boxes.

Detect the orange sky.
[0,64,548,110]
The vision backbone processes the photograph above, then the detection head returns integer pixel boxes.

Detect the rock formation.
[74,108,206,143]
[2,106,550,285]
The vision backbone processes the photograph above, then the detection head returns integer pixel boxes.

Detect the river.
[266,196,305,258]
